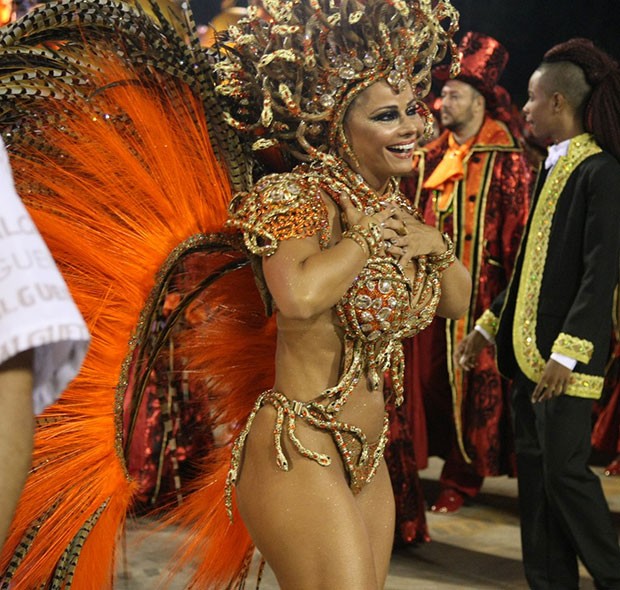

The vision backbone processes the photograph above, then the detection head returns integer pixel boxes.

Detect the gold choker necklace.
[310,156,400,216]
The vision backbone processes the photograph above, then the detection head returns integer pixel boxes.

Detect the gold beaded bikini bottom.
[225,359,391,520]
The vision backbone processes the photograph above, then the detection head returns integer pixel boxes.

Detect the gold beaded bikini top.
[227,160,449,404]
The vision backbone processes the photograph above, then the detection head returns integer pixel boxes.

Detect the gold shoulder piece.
[226,172,329,256]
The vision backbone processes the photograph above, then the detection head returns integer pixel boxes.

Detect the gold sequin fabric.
[337,258,415,344]
[225,351,389,519]
[340,422,389,495]
[227,172,330,256]
[476,308,500,338]
[336,256,441,402]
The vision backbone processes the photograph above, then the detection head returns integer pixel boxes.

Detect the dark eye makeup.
[371,104,418,122]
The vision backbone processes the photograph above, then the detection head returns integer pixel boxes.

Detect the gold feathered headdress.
[213,0,459,161]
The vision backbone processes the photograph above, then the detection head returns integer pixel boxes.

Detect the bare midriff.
[274,311,387,443]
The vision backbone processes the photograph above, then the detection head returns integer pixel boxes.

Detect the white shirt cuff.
[550,352,577,371]
[474,324,495,344]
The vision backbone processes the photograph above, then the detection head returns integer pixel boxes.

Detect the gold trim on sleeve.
[476,309,500,339]
[552,332,594,364]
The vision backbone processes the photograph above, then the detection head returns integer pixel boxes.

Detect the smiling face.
[523,69,557,142]
[342,80,423,191]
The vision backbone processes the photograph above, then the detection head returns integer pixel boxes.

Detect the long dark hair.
[543,38,620,161]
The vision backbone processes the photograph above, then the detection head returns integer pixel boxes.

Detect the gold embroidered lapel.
[513,133,604,397]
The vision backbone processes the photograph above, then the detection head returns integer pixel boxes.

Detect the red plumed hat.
[435,31,509,104]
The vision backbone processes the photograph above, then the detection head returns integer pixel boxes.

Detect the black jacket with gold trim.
[487,134,620,399]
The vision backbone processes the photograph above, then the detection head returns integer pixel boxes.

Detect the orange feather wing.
[0,40,273,590]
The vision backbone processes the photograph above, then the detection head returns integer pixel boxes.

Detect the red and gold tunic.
[400,116,531,480]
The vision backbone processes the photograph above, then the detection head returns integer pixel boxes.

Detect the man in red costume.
[399,32,532,516]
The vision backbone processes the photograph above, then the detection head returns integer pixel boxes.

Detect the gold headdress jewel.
[213,0,460,162]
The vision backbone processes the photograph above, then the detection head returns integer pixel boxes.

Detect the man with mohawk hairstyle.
[460,38,620,589]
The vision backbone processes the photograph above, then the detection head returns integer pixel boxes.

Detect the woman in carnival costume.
[0,0,469,588]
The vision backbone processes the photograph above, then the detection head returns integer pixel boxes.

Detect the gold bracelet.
[342,227,370,256]
[427,233,455,272]
[342,223,382,258]
[365,222,382,256]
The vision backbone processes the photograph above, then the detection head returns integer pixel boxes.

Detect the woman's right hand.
[384,209,446,267]
[339,193,397,234]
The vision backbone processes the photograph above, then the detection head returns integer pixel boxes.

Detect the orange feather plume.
[0,55,274,589]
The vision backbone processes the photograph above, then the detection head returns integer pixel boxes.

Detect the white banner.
[0,140,90,413]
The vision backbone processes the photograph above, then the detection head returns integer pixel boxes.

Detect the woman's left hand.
[383,208,446,267]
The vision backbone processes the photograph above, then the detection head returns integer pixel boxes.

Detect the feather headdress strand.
[212,0,460,160]
[0,0,253,192]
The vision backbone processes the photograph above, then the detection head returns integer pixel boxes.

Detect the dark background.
[192,0,233,26]
[193,0,620,107]
[451,0,620,106]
